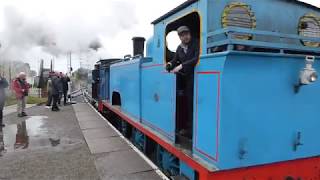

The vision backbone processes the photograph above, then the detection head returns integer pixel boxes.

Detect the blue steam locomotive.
[91,0,320,179]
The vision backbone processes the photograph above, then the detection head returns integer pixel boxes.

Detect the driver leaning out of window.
[166,26,199,75]
[166,26,200,136]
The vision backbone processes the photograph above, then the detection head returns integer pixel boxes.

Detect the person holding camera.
[12,72,30,117]
[0,75,9,127]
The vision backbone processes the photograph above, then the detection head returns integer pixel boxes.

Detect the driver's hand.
[172,64,183,73]
[165,62,172,72]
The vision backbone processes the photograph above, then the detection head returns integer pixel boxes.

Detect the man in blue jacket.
[0,75,9,127]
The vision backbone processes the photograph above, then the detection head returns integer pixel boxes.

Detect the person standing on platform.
[0,75,8,127]
[57,73,63,106]
[51,73,62,111]
[61,74,70,105]
[12,72,30,117]
[46,75,53,107]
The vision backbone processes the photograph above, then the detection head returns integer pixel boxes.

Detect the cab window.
[165,12,201,63]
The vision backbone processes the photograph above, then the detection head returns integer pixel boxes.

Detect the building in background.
[0,61,36,85]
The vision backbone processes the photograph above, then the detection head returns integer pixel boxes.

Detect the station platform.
[0,97,165,180]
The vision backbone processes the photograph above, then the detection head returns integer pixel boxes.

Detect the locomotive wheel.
[131,128,146,152]
[156,145,180,177]
[120,120,130,138]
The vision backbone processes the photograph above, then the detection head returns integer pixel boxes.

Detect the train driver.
[166,26,200,136]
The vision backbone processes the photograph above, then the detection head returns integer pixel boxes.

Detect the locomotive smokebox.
[132,37,145,57]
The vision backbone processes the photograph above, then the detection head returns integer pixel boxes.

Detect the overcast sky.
[0,0,319,73]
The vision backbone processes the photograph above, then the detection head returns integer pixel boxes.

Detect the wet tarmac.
[0,103,100,180]
[0,116,49,154]
[0,96,162,180]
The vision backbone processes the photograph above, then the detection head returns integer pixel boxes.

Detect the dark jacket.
[170,39,200,77]
[51,76,63,95]
[0,77,9,109]
[61,77,70,92]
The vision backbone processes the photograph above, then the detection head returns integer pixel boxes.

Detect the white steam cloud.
[0,1,138,71]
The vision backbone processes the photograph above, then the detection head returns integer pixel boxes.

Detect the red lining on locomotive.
[194,71,221,162]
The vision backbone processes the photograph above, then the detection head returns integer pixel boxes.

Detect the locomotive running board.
[100,101,218,175]
[100,100,320,179]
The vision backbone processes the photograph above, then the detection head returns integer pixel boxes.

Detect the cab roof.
[151,0,320,25]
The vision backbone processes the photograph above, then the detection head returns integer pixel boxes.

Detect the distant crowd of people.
[0,71,71,127]
[46,72,71,111]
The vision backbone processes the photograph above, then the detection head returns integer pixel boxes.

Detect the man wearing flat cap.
[166,26,200,137]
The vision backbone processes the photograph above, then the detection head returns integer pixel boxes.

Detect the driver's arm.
[167,47,180,71]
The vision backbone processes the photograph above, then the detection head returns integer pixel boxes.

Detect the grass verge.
[5,95,47,106]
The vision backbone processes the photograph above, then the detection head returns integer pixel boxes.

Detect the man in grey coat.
[46,76,53,107]
[51,73,63,111]
[0,75,9,127]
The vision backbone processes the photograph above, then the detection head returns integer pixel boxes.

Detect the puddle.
[0,116,50,155]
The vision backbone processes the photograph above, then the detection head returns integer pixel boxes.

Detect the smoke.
[89,39,103,51]
[0,1,138,71]
[0,7,56,60]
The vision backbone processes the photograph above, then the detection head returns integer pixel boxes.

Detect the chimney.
[132,37,145,57]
